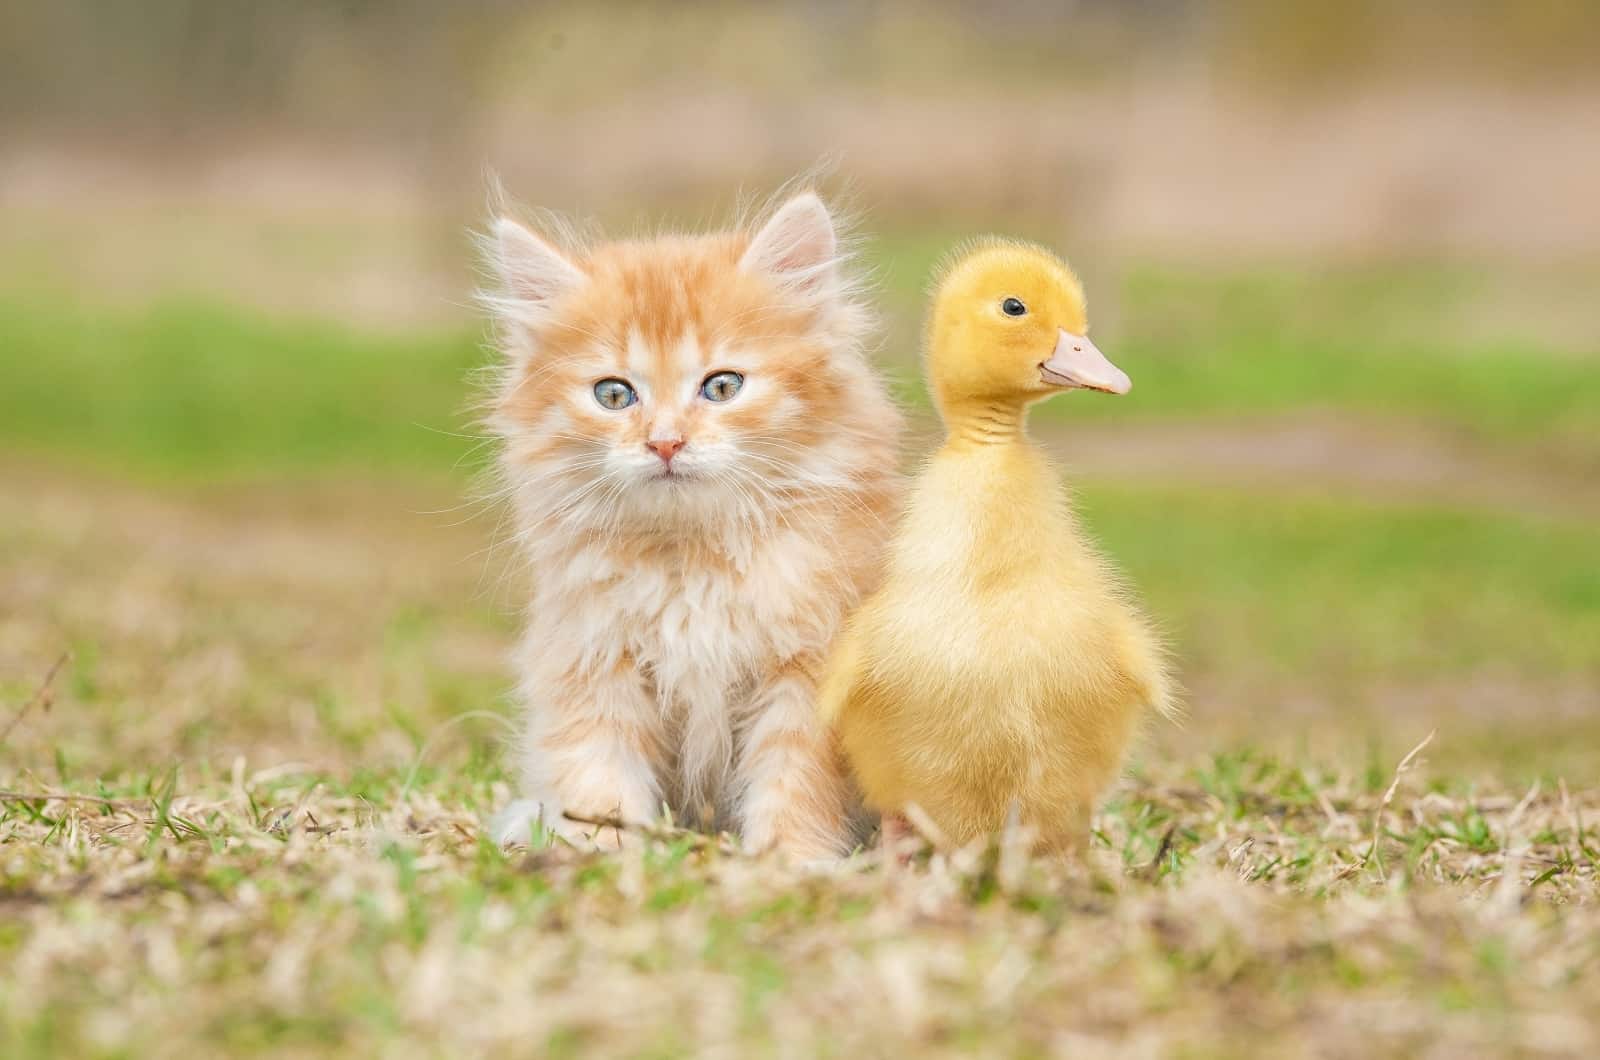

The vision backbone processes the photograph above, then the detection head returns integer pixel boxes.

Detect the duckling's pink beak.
[1039,330,1130,395]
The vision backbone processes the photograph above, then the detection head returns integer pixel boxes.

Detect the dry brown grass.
[3,469,1598,1058]
[3,747,1597,1057]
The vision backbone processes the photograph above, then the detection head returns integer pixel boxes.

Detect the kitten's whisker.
[493,353,608,405]
[544,320,614,346]
[740,451,888,529]
[545,476,622,523]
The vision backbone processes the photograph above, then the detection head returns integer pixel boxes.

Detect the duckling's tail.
[1145,668,1182,723]
[1125,614,1182,723]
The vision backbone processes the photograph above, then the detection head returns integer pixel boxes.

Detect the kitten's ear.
[490,217,585,315]
[740,192,839,301]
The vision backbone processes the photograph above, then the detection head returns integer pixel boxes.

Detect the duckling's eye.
[1001,297,1028,317]
[700,371,744,403]
[593,378,637,410]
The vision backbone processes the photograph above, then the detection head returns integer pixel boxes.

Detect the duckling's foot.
[878,812,919,864]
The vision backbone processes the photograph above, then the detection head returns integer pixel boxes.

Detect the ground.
[1,251,1597,1057]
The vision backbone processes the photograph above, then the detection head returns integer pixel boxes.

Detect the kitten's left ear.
[490,217,586,317]
[740,192,839,302]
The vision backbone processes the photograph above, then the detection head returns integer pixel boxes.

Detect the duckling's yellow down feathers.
[820,241,1172,851]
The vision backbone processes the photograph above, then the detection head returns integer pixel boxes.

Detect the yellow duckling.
[820,240,1173,852]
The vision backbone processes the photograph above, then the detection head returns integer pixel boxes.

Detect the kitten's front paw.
[745,827,849,865]
[492,799,636,851]
[490,799,549,848]
[551,809,635,852]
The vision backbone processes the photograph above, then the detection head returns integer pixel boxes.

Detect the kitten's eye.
[1001,297,1027,317]
[593,378,637,410]
[700,371,744,403]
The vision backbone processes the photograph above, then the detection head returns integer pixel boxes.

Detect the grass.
[2,249,1598,1055]
[0,295,485,479]
[2,752,1596,1057]
[3,251,1598,479]
[1099,264,1600,456]
[1,454,1596,1057]
[1085,485,1600,679]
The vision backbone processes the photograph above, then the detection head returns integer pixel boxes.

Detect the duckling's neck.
[941,396,1029,450]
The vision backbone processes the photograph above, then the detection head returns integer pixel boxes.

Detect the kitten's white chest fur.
[515,524,837,818]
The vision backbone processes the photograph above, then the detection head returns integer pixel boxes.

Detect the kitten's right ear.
[490,217,586,317]
[740,191,840,304]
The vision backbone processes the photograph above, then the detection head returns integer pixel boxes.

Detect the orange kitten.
[485,191,901,859]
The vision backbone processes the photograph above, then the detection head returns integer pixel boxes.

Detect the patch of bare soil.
[0,466,513,773]
[1033,413,1600,520]
[5,456,1594,774]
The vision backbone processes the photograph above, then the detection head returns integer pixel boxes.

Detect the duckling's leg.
[735,654,853,861]
[1032,804,1093,859]
[878,811,917,861]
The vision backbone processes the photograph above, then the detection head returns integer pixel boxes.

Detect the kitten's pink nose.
[647,437,685,463]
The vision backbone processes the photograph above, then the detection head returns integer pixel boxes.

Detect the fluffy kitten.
[485,191,901,859]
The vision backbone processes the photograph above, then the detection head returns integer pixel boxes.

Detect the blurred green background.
[2,1,1597,779]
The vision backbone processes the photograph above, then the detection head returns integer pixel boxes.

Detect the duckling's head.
[926,241,1128,415]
